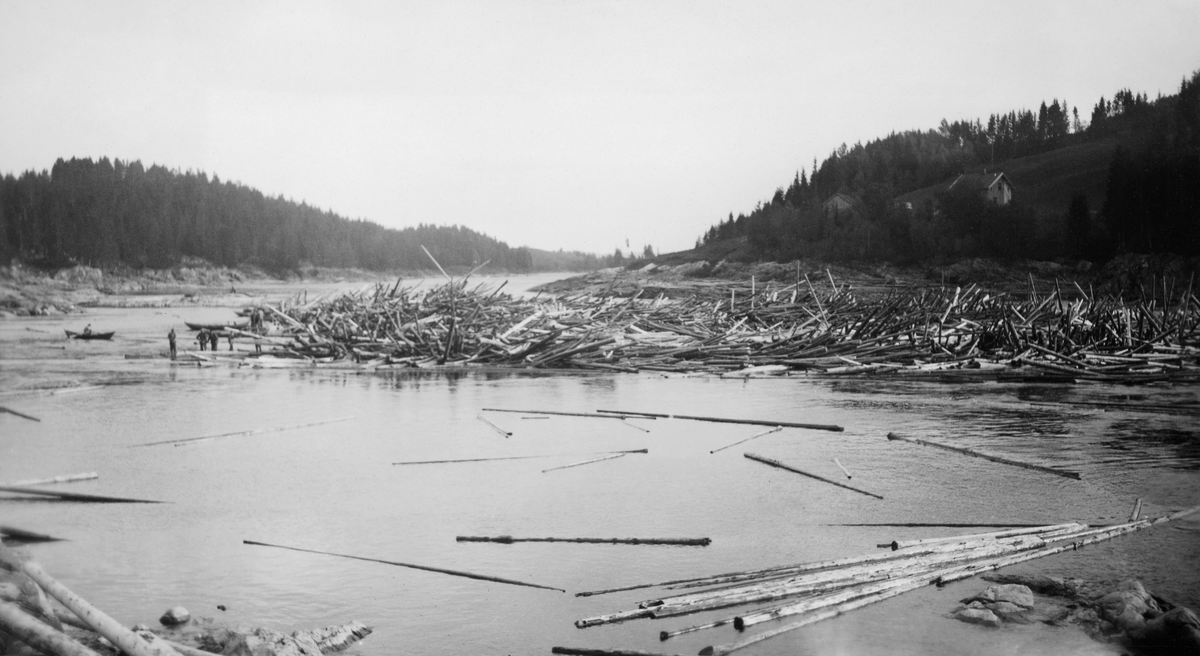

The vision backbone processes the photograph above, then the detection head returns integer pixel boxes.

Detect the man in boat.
[82,324,92,336]
[168,328,177,360]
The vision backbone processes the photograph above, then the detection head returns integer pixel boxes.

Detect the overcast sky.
[2,1,1198,255]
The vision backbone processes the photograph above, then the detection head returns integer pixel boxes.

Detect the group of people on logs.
[166,309,266,360]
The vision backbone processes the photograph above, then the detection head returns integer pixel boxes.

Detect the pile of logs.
[239,273,1199,383]
[572,504,1200,655]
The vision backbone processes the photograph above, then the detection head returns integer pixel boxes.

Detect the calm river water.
[1,274,1198,656]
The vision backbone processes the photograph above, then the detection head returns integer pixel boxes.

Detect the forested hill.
[0,158,534,273]
[698,71,1200,263]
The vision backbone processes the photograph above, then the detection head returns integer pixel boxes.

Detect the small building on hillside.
[822,193,859,215]
[947,172,1014,206]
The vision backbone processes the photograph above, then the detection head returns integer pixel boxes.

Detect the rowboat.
[184,321,249,331]
[65,330,115,340]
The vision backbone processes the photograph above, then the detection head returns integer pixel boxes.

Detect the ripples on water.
[2,301,1199,656]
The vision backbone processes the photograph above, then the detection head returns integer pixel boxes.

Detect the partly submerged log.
[2,473,99,487]
[0,406,41,422]
[243,539,565,592]
[482,408,641,420]
[886,432,1082,480]
[552,648,686,656]
[597,410,843,433]
[710,427,782,454]
[542,453,630,473]
[133,416,355,447]
[0,525,64,543]
[877,522,1085,551]
[743,453,883,500]
[477,415,512,437]
[0,486,163,504]
[393,449,647,465]
[457,536,711,546]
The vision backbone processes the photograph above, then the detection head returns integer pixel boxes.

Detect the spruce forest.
[0,160,536,273]
[699,70,1200,264]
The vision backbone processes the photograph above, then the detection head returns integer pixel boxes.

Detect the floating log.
[543,453,629,473]
[1,473,98,487]
[133,416,355,447]
[0,544,178,656]
[457,536,710,546]
[393,449,648,465]
[876,522,1084,551]
[482,408,641,420]
[0,486,163,504]
[833,458,852,479]
[1,525,64,542]
[242,539,564,592]
[886,432,1081,480]
[598,410,843,433]
[710,427,782,454]
[477,415,511,437]
[552,647,685,656]
[1129,498,1143,521]
[0,405,41,422]
[744,453,883,500]
[826,522,1054,528]
[0,599,98,656]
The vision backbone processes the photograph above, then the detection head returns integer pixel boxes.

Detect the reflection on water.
[2,293,1199,655]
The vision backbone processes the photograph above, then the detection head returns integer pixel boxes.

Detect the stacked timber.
[236,273,1200,383]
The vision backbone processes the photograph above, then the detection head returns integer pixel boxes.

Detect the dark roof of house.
[823,192,859,207]
[947,172,1013,193]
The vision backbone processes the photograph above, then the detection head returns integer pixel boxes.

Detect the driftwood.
[598,410,843,433]
[476,415,512,437]
[876,522,1085,551]
[743,453,883,499]
[833,458,852,479]
[133,416,355,447]
[886,432,1081,479]
[543,453,630,473]
[710,427,782,454]
[552,648,685,656]
[457,536,711,546]
[393,449,648,466]
[0,600,98,656]
[0,486,163,504]
[243,539,565,592]
[1129,498,1143,521]
[482,408,640,420]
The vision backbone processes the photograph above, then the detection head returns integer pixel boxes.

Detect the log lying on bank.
[0,485,164,504]
[0,599,98,656]
[243,539,565,592]
[573,506,1200,656]
[457,536,711,546]
[0,543,179,656]
[886,432,1082,480]
[598,410,843,433]
[743,453,883,500]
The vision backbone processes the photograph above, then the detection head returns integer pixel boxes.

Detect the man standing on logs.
[209,331,219,351]
[168,328,176,360]
[197,329,208,351]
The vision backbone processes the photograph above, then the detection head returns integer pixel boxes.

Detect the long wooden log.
[242,539,565,592]
[393,449,648,465]
[886,432,1081,479]
[552,647,685,656]
[1,473,99,487]
[744,453,883,499]
[1129,498,1143,521]
[0,545,180,656]
[0,486,163,504]
[457,536,710,546]
[476,415,511,437]
[699,507,1200,655]
[0,599,99,656]
[0,405,41,422]
[833,458,852,479]
[133,416,354,447]
[710,427,782,454]
[1,525,64,542]
[877,522,1084,550]
[597,410,843,432]
[482,408,641,420]
[543,453,628,473]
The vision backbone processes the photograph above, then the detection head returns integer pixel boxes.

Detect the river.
[1,274,1198,656]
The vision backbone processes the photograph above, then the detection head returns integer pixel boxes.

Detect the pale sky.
[2,1,1198,255]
